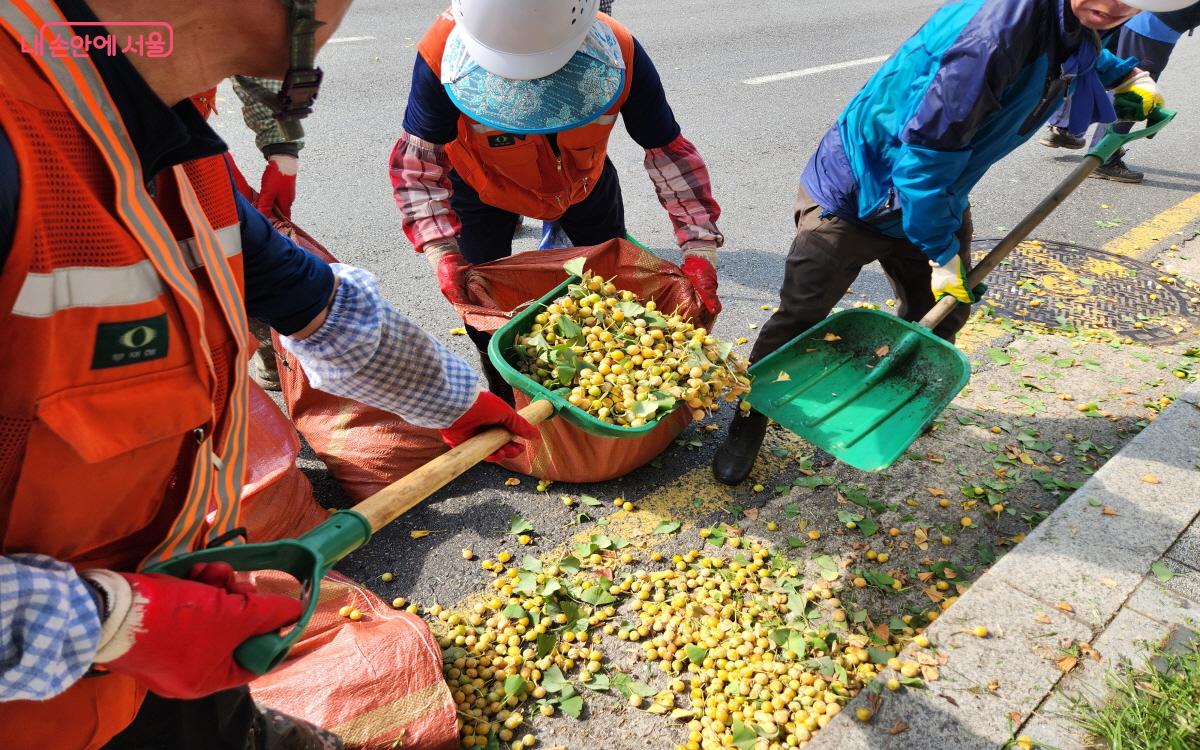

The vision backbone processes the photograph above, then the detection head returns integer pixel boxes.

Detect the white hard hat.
[450,0,600,80]
[1122,0,1196,11]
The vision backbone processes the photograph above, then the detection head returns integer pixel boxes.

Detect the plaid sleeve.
[1,554,100,701]
[230,77,305,157]
[389,131,462,253]
[281,264,480,428]
[643,134,724,251]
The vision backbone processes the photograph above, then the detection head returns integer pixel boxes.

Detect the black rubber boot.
[712,406,769,486]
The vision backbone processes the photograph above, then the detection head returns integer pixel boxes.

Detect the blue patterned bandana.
[442,21,625,135]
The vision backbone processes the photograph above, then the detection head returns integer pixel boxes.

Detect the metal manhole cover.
[971,238,1200,344]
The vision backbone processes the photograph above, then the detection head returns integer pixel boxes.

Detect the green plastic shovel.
[745,107,1176,472]
[144,399,554,675]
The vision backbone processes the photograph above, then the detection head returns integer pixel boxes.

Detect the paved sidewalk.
[810,380,1200,750]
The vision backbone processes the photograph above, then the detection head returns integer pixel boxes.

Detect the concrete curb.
[809,382,1200,749]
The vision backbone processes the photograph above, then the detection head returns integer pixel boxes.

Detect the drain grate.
[971,238,1200,344]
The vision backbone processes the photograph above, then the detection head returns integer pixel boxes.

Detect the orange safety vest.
[0,1,251,747]
[417,11,635,221]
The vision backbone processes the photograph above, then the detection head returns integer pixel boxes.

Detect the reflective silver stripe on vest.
[12,261,166,318]
[178,224,243,269]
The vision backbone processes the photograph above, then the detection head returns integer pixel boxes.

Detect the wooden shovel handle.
[354,399,555,532]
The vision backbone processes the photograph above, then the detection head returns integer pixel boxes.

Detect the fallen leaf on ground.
[1056,656,1078,673]
[1033,613,1052,624]
[743,508,760,521]
[1055,601,1075,613]
[928,487,946,497]
[774,371,791,382]
[505,478,521,486]
[1142,474,1160,485]
[886,721,908,735]
[1100,578,1119,588]
[409,530,431,539]
[1102,507,1120,516]
[823,333,842,342]
[1151,561,1176,583]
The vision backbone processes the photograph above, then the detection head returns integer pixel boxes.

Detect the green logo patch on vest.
[92,315,169,369]
[487,134,523,148]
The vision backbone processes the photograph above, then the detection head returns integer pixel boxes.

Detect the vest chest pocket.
[476,132,545,192]
[5,366,212,564]
[565,145,597,173]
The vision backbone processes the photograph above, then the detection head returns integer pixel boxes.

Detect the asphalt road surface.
[211,1,1200,602]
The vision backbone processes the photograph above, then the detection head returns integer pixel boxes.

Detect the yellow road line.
[1102,191,1200,259]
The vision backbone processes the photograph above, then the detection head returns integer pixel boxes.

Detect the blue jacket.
[1127,5,1200,45]
[803,0,1137,265]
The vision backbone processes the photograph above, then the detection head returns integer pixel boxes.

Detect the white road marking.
[327,35,376,44]
[743,55,890,85]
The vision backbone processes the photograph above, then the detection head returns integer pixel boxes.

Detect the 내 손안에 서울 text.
[18,21,173,59]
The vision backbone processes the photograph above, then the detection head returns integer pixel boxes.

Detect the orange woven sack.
[239,380,328,542]
[250,572,458,749]
[269,221,449,502]
[454,237,713,335]
[450,238,716,482]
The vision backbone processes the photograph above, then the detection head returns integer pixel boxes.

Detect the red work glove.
[256,155,298,220]
[681,255,721,316]
[440,391,540,461]
[435,249,472,306]
[83,562,301,699]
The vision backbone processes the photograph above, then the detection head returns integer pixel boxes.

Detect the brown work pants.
[750,187,973,363]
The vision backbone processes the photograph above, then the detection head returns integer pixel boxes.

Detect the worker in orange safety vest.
[390,0,725,401]
[0,1,536,748]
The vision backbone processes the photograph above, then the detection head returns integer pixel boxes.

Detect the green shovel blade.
[144,509,372,675]
[746,309,970,472]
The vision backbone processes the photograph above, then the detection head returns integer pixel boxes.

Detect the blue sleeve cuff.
[1097,51,1139,88]
[0,554,101,701]
[237,194,336,335]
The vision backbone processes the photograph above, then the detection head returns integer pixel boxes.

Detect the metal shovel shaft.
[918,106,1176,332]
[917,153,1103,331]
